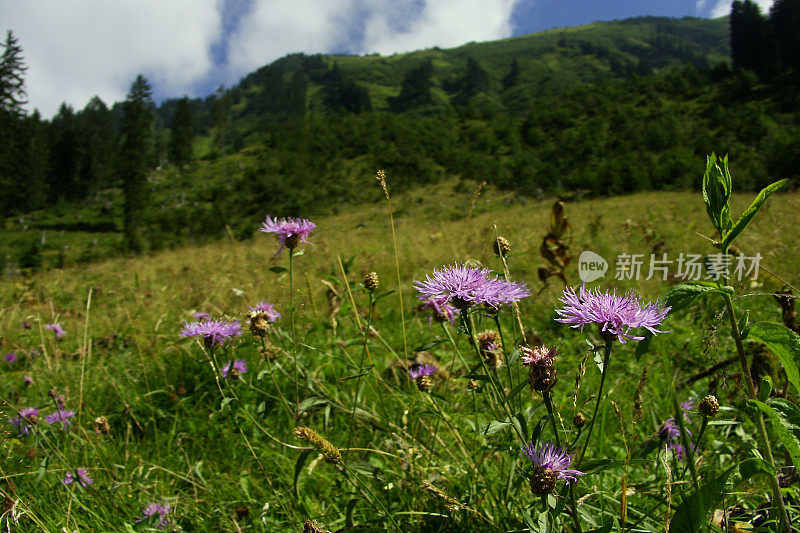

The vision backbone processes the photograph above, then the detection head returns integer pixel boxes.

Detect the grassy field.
[1,177,799,531]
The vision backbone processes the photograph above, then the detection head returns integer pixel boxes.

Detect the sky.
[0,0,775,118]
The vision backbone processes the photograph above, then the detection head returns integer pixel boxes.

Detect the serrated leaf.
[721,179,789,251]
[661,281,734,315]
[748,321,800,394]
[750,398,800,470]
[670,458,774,533]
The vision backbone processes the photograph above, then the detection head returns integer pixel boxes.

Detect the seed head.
[294,427,343,470]
[573,412,587,428]
[303,519,329,533]
[364,272,379,292]
[493,236,511,257]
[94,416,111,435]
[698,395,720,418]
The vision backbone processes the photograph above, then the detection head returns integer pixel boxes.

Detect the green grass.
[1,181,799,530]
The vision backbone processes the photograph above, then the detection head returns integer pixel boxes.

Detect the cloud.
[361,0,522,55]
[703,0,774,18]
[0,0,223,117]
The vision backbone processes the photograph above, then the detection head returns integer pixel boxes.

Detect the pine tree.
[119,75,154,251]
[78,96,116,198]
[0,30,27,115]
[389,60,434,111]
[730,1,777,75]
[770,0,800,71]
[169,96,194,167]
[211,85,229,153]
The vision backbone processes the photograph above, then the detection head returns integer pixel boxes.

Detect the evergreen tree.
[0,30,27,115]
[169,96,194,166]
[502,58,521,90]
[321,63,372,113]
[78,96,116,198]
[730,1,777,75]
[211,85,229,152]
[49,103,81,200]
[770,0,800,71]
[389,60,434,111]
[119,74,154,251]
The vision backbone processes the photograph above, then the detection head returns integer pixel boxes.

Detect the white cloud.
[226,0,359,77]
[362,0,522,55]
[0,0,223,117]
[706,0,773,18]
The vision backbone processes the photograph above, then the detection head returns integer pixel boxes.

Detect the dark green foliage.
[730,1,777,75]
[0,30,27,115]
[501,58,520,90]
[770,0,800,71]
[169,96,194,166]
[389,60,434,112]
[321,63,372,114]
[119,74,154,251]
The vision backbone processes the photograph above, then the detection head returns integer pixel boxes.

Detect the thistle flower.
[658,418,694,461]
[408,364,437,392]
[62,469,93,487]
[247,301,280,336]
[259,215,316,255]
[45,323,66,340]
[521,441,585,496]
[294,426,343,470]
[555,283,670,343]
[221,359,247,379]
[138,502,172,529]
[9,407,38,437]
[44,407,75,430]
[413,263,530,311]
[521,345,558,392]
[416,297,459,326]
[193,312,211,321]
[179,320,242,349]
[3,352,17,363]
[477,330,503,366]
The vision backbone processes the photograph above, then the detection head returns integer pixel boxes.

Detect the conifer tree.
[169,96,194,167]
[119,74,154,251]
[0,30,27,116]
[770,0,800,71]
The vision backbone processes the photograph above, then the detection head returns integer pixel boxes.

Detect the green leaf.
[670,458,774,533]
[635,332,653,361]
[661,281,734,315]
[721,179,789,251]
[701,153,733,237]
[586,522,614,533]
[748,321,800,394]
[293,449,314,498]
[750,398,800,470]
[373,289,396,302]
[297,396,328,414]
[481,419,510,435]
[268,266,287,274]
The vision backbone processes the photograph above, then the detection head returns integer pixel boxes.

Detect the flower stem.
[288,250,299,418]
[543,389,583,533]
[723,293,791,532]
[576,339,612,468]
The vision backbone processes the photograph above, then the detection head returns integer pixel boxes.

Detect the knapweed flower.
[3,352,17,363]
[520,345,558,392]
[9,407,38,437]
[413,264,530,311]
[259,215,316,255]
[408,364,437,392]
[555,284,670,343]
[698,395,720,418]
[416,297,459,326]
[20,320,31,329]
[45,407,76,430]
[658,418,694,462]
[63,469,93,487]
[221,359,247,379]
[138,502,172,529]
[477,330,503,367]
[522,441,585,496]
[193,312,210,321]
[179,320,242,349]
[23,375,33,386]
[248,301,280,336]
[45,323,66,340]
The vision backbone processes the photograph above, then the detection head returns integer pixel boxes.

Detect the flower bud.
[493,236,511,257]
[529,468,558,497]
[698,395,720,418]
[364,272,379,293]
[573,412,587,428]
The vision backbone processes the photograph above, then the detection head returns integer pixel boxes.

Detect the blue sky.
[0,0,773,118]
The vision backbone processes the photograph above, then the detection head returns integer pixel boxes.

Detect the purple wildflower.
[520,345,557,367]
[3,352,17,363]
[417,297,459,326]
[63,468,93,487]
[45,323,66,340]
[179,320,242,349]
[27,349,40,360]
[23,375,33,386]
[259,215,316,255]
[20,320,31,329]
[9,407,38,437]
[522,441,585,494]
[221,359,248,379]
[249,301,281,322]
[413,264,530,311]
[45,407,76,430]
[408,364,437,380]
[138,502,172,529]
[680,398,696,422]
[193,312,211,321]
[555,283,670,343]
[659,418,694,462]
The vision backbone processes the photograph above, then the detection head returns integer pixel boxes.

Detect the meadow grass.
[1,178,799,531]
